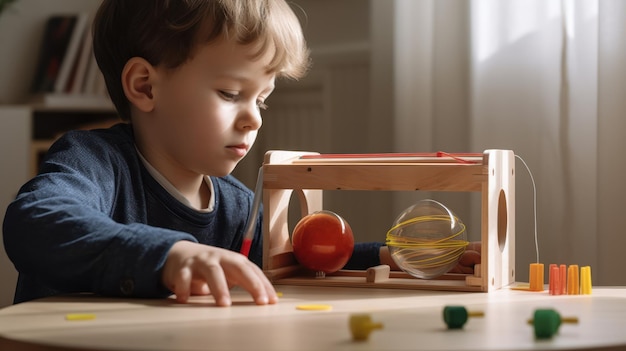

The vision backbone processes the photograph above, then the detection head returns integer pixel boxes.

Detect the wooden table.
[1,285,626,351]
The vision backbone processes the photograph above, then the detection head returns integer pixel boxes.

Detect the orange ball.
[292,211,354,274]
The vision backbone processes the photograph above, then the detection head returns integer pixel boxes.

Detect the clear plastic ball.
[386,199,468,279]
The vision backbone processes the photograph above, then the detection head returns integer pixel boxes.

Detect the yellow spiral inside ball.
[386,201,468,279]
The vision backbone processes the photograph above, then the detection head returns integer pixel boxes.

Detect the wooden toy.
[261,149,515,292]
[442,305,484,329]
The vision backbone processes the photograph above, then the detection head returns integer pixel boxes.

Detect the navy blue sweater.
[3,123,381,304]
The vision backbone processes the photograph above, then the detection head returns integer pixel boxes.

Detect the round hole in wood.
[288,189,305,236]
[497,189,508,252]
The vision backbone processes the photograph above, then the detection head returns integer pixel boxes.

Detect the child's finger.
[199,264,232,307]
[253,263,278,304]
[223,260,271,305]
[189,280,210,296]
[173,267,192,303]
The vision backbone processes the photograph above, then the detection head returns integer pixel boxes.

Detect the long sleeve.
[3,127,194,302]
[343,242,383,270]
[3,124,259,303]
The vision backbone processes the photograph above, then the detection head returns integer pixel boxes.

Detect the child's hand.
[163,241,278,307]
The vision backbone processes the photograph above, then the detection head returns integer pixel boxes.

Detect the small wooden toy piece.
[528,309,578,339]
[365,265,391,283]
[580,266,592,294]
[549,264,562,295]
[567,265,579,295]
[548,264,568,295]
[442,306,484,329]
[529,263,545,291]
[559,264,567,294]
[349,314,383,341]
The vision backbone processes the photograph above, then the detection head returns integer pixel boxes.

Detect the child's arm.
[162,241,277,306]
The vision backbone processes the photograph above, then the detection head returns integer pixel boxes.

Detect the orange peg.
[529,263,545,292]
[559,264,567,295]
[549,264,561,295]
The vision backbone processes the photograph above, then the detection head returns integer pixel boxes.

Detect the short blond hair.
[93,0,310,121]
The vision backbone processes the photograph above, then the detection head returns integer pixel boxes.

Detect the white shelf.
[28,94,115,112]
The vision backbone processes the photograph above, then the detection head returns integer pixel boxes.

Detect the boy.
[4,0,309,307]
[3,0,479,307]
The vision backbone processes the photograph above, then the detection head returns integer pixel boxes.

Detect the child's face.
[148,38,275,177]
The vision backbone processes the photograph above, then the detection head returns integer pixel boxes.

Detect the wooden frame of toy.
[261,149,515,292]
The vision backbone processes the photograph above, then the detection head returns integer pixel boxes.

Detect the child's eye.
[219,91,239,101]
[257,100,269,110]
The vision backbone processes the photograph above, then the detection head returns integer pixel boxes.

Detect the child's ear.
[122,57,156,112]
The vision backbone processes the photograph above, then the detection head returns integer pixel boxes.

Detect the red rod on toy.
[298,151,483,164]
[240,167,263,258]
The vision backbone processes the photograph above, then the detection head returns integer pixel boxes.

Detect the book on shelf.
[69,20,93,95]
[53,12,89,94]
[30,15,78,93]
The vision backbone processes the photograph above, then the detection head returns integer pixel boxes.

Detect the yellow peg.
[349,314,384,341]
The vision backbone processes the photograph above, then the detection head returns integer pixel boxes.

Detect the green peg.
[528,308,578,339]
[443,306,484,329]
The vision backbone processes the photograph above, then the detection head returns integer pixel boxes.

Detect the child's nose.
[237,104,263,130]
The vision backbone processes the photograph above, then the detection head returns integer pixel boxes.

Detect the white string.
[515,154,539,263]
